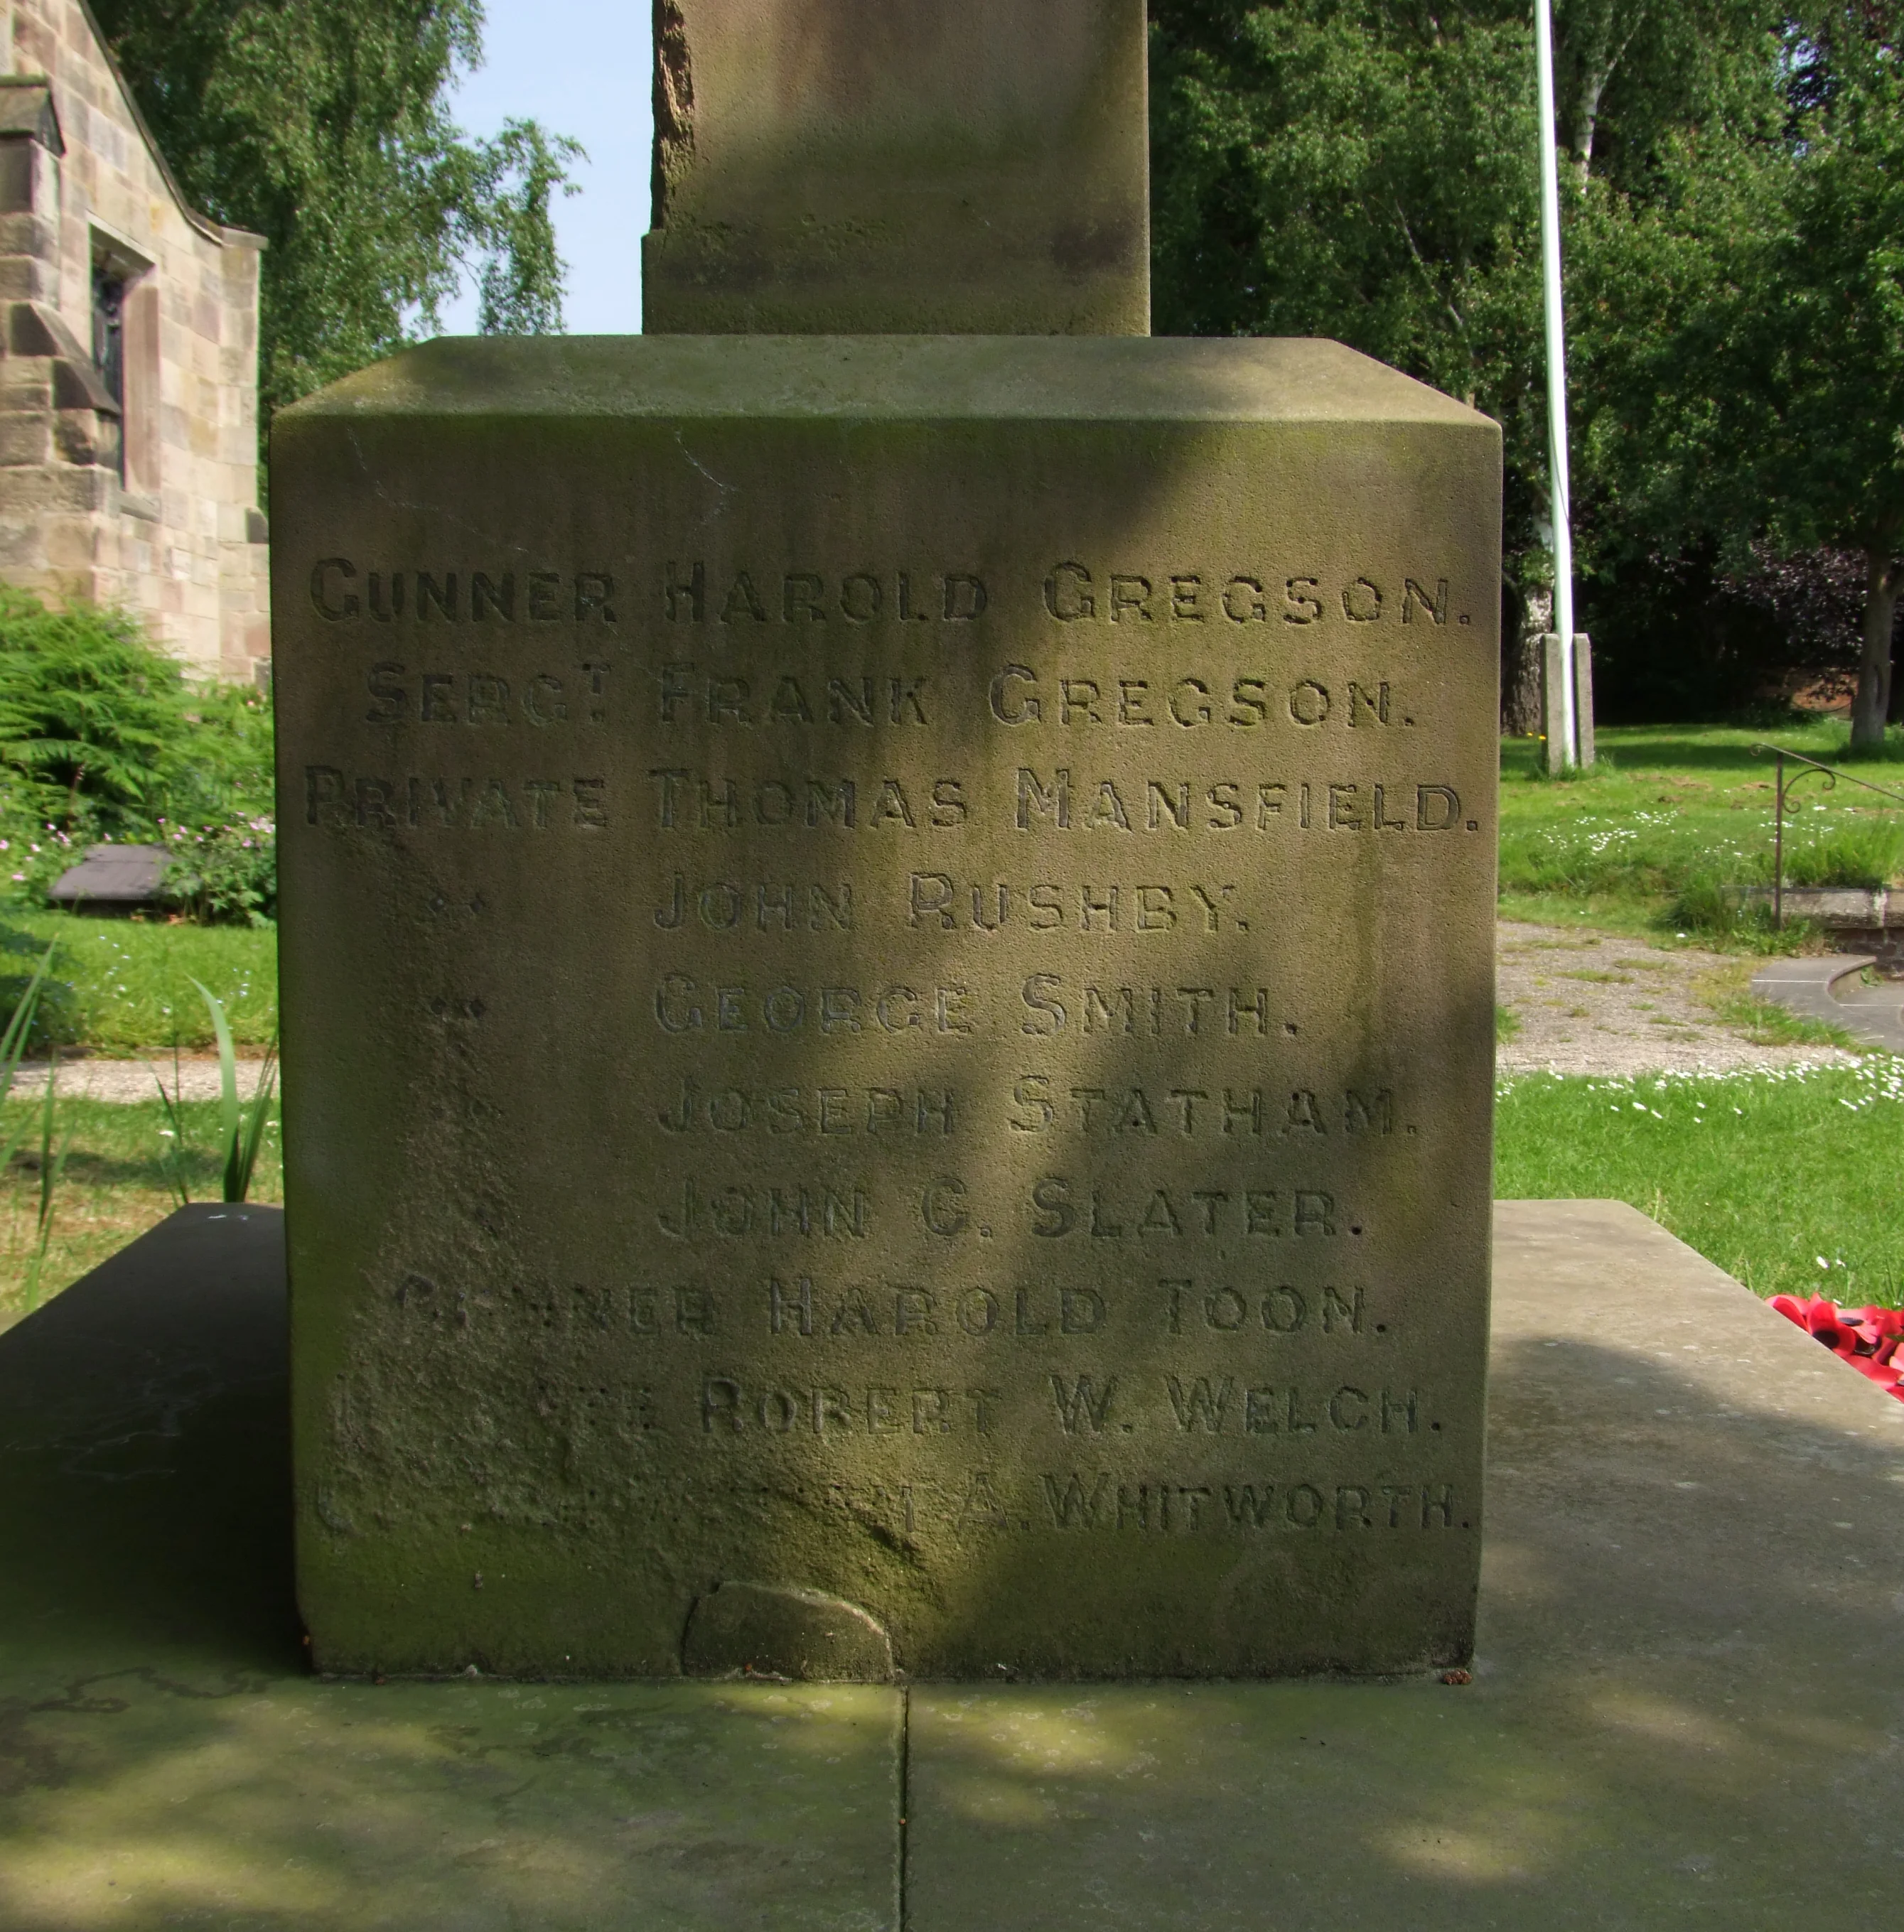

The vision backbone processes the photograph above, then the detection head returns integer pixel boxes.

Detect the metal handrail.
[1750,744,1904,927]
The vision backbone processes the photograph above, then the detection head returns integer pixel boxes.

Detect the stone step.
[1752,953,1904,1053]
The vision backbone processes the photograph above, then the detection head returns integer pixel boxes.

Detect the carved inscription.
[648,769,969,831]
[1023,1474,1466,1533]
[305,766,608,830]
[309,559,617,622]
[660,667,932,727]
[658,1081,954,1135]
[365,662,611,725]
[989,667,1409,729]
[911,875,1247,933]
[1011,770,1470,833]
[1037,563,1465,629]
[323,549,1473,1565]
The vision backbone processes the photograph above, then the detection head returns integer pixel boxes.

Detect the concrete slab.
[1753,951,1904,1053]
[0,1207,901,1932]
[905,1199,1904,1928]
[7,1202,1904,1928]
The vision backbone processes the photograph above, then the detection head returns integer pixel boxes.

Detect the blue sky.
[436,0,654,335]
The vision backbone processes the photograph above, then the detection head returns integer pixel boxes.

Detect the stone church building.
[0,0,268,681]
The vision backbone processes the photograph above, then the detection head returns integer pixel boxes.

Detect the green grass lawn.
[1500,720,1904,939]
[1496,1059,1904,1303]
[0,910,276,1052]
[0,1097,282,1329]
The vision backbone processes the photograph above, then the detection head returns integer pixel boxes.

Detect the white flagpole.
[1533,0,1577,765]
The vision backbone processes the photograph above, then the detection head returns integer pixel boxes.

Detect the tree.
[1758,23,1904,745]
[1148,1,1797,725]
[1573,7,1904,745]
[90,0,580,426]
[1150,3,1544,515]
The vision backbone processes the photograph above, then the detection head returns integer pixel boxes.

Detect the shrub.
[0,590,275,922]
[0,801,90,905]
[0,588,190,833]
[1669,870,1791,946]
[165,677,275,829]
[160,814,276,924]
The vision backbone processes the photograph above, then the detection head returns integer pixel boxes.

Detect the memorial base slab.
[2,1202,1898,1928]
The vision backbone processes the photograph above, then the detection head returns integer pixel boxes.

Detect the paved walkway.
[1753,953,1904,1054]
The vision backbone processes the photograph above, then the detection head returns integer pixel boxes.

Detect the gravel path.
[6,1054,274,1103]
[1497,922,1859,1076]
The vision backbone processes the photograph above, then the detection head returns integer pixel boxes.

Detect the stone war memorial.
[272,0,1500,1682]
[9,4,1904,1925]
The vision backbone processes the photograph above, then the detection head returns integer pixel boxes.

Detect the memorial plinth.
[271,333,1500,1677]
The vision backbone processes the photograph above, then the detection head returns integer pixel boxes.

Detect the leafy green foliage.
[161,818,276,926]
[153,980,279,1204]
[18,1046,72,1312]
[1150,2,1904,721]
[1151,3,1544,554]
[1569,13,1902,711]
[0,591,275,922]
[166,679,276,828]
[1150,1,1787,583]
[89,0,580,425]
[0,589,190,833]
[1539,8,1904,738]
[1780,816,1904,887]
[0,942,67,1310]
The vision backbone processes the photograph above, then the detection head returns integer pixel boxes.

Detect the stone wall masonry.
[0,0,267,679]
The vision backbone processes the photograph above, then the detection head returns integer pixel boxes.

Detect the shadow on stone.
[902,1207,1904,1928]
[682,1582,895,1683]
[0,1204,298,1673]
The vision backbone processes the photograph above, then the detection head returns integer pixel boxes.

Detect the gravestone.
[271,5,1500,1681]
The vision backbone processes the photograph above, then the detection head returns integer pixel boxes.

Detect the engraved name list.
[273,335,1499,1679]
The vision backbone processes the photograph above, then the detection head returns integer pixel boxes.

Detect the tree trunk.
[1566,68,1609,185]
[1502,581,1549,736]
[1890,578,1904,725]
[1559,8,1641,187]
[1851,531,1903,750]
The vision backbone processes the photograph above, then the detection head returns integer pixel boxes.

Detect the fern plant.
[0,588,189,834]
